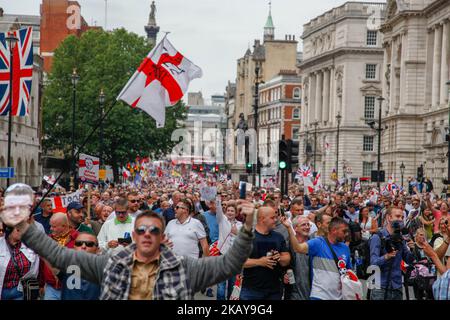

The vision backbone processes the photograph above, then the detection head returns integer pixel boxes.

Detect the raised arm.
[20,222,108,284]
[280,216,308,254]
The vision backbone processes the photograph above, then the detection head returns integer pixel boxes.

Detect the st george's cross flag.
[117,35,202,127]
[0,27,33,116]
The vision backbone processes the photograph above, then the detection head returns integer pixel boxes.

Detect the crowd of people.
[0,171,449,301]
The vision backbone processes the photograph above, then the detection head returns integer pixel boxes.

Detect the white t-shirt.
[165,217,207,259]
[97,216,135,253]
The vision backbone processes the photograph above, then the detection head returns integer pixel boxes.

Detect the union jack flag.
[0,27,33,116]
[296,165,312,179]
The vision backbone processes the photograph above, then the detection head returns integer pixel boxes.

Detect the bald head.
[51,212,69,225]
[257,206,277,231]
[50,212,70,236]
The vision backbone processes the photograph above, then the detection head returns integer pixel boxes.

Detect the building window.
[364,96,375,119]
[365,64,377,79]
[366,30,377,46]
[363,136,374,151]
[293,108,300,119]
[363,161,374,177]
[293,87,301,99]
[292,127,300,140]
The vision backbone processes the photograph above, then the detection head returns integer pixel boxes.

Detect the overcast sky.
[4,0,385,103]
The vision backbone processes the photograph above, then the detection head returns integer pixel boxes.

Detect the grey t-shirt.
[290,250,311,300]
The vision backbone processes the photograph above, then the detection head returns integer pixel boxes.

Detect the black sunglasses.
[176,205,188,210]
[115,211,127,215]
[129,199,139,203]
[135,225,161,236]
[75,240,97,247]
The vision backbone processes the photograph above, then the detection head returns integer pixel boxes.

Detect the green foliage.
[42,29,186,177]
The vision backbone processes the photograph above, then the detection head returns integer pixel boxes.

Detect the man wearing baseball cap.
[67,201,94,234]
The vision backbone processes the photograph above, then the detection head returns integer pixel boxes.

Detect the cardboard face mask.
[1,195,33,226]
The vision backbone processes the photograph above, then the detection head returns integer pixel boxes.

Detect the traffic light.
[417,165,424,182]
[245,136,252,174]
[199,164,204,172]
[215,165,219,173]
[289,139,299,172]
[192,164,198,171]
[279,139,289,170]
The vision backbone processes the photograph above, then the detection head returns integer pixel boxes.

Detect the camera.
[385,220,408,253]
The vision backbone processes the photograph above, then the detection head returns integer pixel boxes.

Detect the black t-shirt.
[242,230,288,292]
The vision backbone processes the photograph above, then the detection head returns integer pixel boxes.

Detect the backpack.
[354,231,386,280]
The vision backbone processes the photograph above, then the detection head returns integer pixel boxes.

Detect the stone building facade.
[299,1,387,187]
[227,6,299,182]
[380,0,450,192]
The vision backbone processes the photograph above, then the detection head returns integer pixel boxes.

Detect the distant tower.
[145,1,160,47]
[264,1,275,41]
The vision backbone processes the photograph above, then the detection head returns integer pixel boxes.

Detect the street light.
[400,161,405,189]
[446,80,450,196]
[335,112,342,181]
[5,32,18,188]
[312,121,319,175]
[376,97,384,191]
[99,89,106,168]
[70,68,79,190]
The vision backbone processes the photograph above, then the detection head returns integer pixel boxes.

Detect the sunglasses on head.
[135,225,161,236]
[75,240,97,247]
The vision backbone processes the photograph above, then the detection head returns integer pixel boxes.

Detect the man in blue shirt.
[369,207,415,300]
[59,232,101,300]
[202,200,219,244]
[281,216,352,300]
[33,198,53,234]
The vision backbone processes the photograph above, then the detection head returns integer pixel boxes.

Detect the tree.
[43,29,187,182]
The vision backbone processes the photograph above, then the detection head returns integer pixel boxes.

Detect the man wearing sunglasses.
[59,232,101,300]
[5,197,257,300]
[97,198,134,253]
[165,200,209,259]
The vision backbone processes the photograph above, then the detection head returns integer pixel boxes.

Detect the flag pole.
[32,99,119,215]
[6,33,17,188]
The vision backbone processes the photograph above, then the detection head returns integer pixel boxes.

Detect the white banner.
[51,190,82,210]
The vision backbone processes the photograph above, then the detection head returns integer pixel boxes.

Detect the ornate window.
[363,136,374,151]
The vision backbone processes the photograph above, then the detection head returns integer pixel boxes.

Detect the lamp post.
[336,112,342,180]
[446,80,450,196]
[312,121,319,175]
[400,161,405,189]
[5,33,18,188]
[99,89,105,167]
[70,68,79,190]
[376,97,384,191]
[253,64,262,187]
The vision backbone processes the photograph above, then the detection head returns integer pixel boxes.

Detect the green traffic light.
[246,163,252,168]
[279,161,287,169]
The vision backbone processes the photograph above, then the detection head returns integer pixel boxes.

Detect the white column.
[301,78,307,130]
[382,43,389,109]
[399,33,407,109]
[389,39,396,111]
[315,71,323,122]
[309,73,316,127]
[432,25,442,108]
[329,66,335,124]
[440,20,450,105]
[323,68,330,123]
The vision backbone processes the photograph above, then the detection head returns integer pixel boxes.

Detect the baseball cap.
[67,201,84,211]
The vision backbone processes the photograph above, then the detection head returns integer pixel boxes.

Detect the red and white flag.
[117,36,202,127]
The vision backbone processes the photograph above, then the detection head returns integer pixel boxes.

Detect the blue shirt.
[60,274,100,300]
[202,211,219,243]
[163,207,176,224]
[369,228,415,290]
[307,237,352,300]
[33,212,51,234]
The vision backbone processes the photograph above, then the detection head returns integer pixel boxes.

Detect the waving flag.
[0,27,33,116]
[354,178,361,192]
[117,35,202,127]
